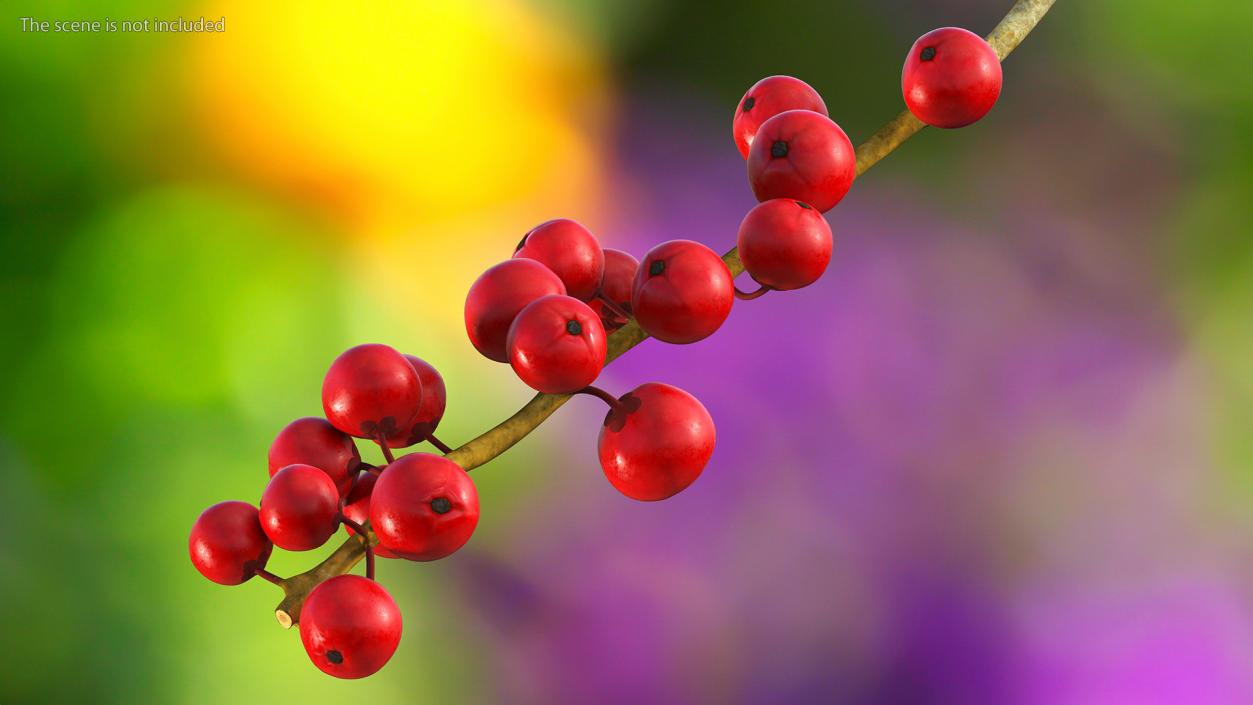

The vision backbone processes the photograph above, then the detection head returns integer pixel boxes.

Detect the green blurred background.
[2,1,1251,703]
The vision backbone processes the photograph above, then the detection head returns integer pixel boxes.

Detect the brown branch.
[272,0,1057,628]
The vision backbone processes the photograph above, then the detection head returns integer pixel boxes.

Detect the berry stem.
[427,434,454,454]
[734,284,770,300]
[596,292,631,321]
[254,567,286,587]
[376,438,396,465]
[337,514,376,581]
[574,385,627,415]
[271,0,1058,628]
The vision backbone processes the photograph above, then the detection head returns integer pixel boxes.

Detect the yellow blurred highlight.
[191,0,611,227]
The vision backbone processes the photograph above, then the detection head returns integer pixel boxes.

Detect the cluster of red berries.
[190,345,467,677]
[466,219,719,500]
[190,23,1004,680]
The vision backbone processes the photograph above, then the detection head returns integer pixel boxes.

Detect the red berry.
[369,453,479,561]
[322,344,423,440]
[736,198,833,290]
[513,219,605,301]
[268,417,361,497]
[507,295,607,394]
[260,464,341,551]
[189,501,273,585]
[902,27,1002,128]
[589,248,638,331]
[632,240,733,344]
[598,383,715,501]
[341,471,399,559]
[465,259,567,362]
[385,355,447,448]
[300,574,402,679]
[747,109,855,213]
[733,75,828,159]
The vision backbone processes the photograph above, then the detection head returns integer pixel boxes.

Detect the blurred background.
[2,0,1251,703]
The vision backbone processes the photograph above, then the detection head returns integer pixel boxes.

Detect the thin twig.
[734,284,770,300]
[574,385,627,414]
[426,434,454,454]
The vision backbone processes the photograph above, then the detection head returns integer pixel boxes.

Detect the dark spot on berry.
[921,46,936,61]
[514,234,529,253]
[603,393,643,433]
[742,96,755,112]
[406,421,434,446]
[327,650,344,664]
[771,140,789,158]
[649,260,665,276]
[431,497,452,514]
[362,416,400,440]
[795,201,812,209]
[566,320,582,336]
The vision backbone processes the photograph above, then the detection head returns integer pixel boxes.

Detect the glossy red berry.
[632,240,733,344]
[589,248,638,331]
[341,471,399,559]
[268,417,360,497]
[902,27,1002,128]
[322,344,423,440]
[465,259,567,362]
[189,501,273,585]
[598,383,716,501]
[300,574,402,679]
[733,75,828,159]
[747,109,855,213]
[370,453,479,561]
[385,355,447,448]
[736,199,833,290]
[260,464,341,551]
[507,295,607,394]
[513,219,605,301]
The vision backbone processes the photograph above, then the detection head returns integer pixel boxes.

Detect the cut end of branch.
[271,529,372,628]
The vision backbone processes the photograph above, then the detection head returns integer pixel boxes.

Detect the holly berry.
[322,344,423,440]
[507,295,607,394]
[736,199,833,290]
[632,240,733,344]
[598,383,715,501]
[747,109,855,213]
[589,248,638,331]
[465,259,567,362]
[300,574,402,679]
[341,471,399,559]
[733,75,828,159]
[385,355,447,448]
[268,417,360,497]
[260,464,341,551]
[189,501,273,585]
[513,219,605,301]
[902,27,1002,128]
[369,453,479,561]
